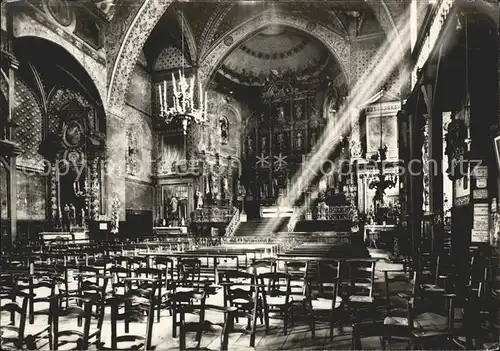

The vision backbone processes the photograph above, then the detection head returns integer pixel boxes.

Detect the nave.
[1,237,498,350]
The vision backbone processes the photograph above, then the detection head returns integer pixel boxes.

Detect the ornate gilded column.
[349,108,363,160]
[104,108,126,226]
[89,157,100,220]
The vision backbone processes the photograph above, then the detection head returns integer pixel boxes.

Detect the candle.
[158,84,163,112]
[29,262,34,275]
[172,73,177,96]
[163,80,167,110]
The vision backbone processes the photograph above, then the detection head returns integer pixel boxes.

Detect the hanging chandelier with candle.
[157,9,207,135]
[157,71,208,135]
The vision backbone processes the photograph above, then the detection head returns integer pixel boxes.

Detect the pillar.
[104,108,126,231]
[421,83,444,262]
[4,3,19,245]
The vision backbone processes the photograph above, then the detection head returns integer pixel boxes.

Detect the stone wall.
[352,34,402,98]
[124,63,154,214]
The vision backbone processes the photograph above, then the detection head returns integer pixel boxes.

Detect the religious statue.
[212,180,219,200]
[295,132,303,150]
[246,136,254,155]
[317,201,329,220]
[261,135,267,153]
[295,104,303,120]
[196,190,203,209]
[69,203,76,227]
[169,195,178,224]
[277,132,285,151]
[62,204,70,232]
[220,117,228,145]
[310,129,317,147]
[276,106,285,122]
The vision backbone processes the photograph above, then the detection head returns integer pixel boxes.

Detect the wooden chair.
[345,260,377,323]
[24,289,53,350]
[351,321,412,350]
[257,272,293,335]
[170,287,208,339]
[0,296,28,350]
[384,270,459,349]
[221,270,262,330]
[179,303,238,351]
[136,267,165,322]
[101,291,156,351]
[306,275,343,341]
[52,296,101,351]
[177,258,202,287]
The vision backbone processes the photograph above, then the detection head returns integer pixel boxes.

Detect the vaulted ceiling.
[142,0,403,71]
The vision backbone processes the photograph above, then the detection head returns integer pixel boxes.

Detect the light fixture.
[157,71,208,135]
[157,9,208,135]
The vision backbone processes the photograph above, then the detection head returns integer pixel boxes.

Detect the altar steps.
[233,217,289,236]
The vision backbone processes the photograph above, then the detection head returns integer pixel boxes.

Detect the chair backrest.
[0,296,28,345]
[52,296,95,350]
[351,321,411,350]
[179,258,201,283]
[251,260,275,275]
[258,272,291,300]
[106,290,156,351]
[348,260,376,298]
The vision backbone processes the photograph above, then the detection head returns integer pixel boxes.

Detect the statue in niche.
[246,136,254,155]
[295,131,303,150]
[295,104,303,120]
[261,135,268,153]
[169,195,178,223]
[69,203,76,227]
[276,105,285,122]
[277,132,285,151]
[62,204,71,231]
[196,190,203,209]
[310,129,318,147]
[220,116,229,145]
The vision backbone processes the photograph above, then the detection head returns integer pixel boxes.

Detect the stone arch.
[14,21,107,109]
[107,0,399,111]
[198,10,351,90]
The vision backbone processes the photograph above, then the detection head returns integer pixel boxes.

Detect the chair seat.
[1,325,20,339]
[384,313,448,332]
[290,294,307,302]
[311,296,342,310]
[25,323,51,338]
[421,284,445,292]
[349,295,375,303]
[266,296,291,305]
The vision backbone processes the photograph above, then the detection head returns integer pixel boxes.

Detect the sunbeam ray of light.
[257,2,429,237]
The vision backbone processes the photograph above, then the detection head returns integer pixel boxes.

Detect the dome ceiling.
[218,28,331,86]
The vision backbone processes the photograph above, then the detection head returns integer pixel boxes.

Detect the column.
[5,51,19,245]
[104,108,126,229]
[422,82,444,264]
[350,108,363,160]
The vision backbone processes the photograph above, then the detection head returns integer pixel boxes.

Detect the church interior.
[1,0,499,350]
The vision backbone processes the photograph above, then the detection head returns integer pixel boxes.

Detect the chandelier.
[368,144,397,203]
[158,71,208,135]
[157,8,207,135]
